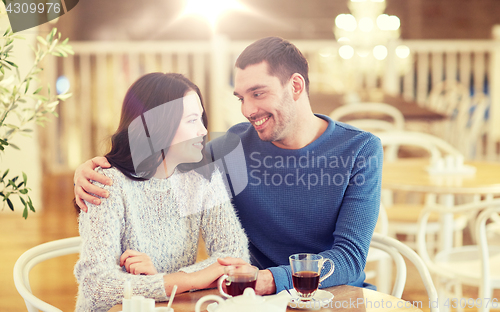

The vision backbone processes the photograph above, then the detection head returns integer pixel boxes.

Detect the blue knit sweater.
[209,114,383,293]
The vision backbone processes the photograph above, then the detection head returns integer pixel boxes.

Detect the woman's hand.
[120,250,158,275]
[74,156,112,212]
[163,261,225,295]
[217,257,275,295]
[193,261,226,289]
[217,257,248,266]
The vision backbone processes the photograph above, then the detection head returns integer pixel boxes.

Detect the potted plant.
[0,24,73,218]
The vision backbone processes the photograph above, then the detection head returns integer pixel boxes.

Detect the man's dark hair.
[235,37,310,94]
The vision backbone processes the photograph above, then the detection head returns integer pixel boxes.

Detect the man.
[74,37,383,295]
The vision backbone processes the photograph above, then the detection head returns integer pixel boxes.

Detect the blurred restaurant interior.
[2,0,500,311]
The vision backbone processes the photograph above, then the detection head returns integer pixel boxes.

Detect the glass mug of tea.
[218,264,259,298]
[289,253,334,300]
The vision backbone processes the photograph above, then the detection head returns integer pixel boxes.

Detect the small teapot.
[194,288,290,312]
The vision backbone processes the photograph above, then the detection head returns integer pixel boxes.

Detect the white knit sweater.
[74,166,249,311]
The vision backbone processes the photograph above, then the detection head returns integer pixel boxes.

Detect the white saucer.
[287,289,334,310]
[207,302,218,312]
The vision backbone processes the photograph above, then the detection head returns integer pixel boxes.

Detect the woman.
[74,73,249,311]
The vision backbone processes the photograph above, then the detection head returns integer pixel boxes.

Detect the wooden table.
[309,93,446,121]
[108,285,424,312]
[382,158,500,250]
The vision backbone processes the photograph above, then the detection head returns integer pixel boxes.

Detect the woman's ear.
[290,73,305,101]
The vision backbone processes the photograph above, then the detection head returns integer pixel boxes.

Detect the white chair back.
[375,130,462,162]
[365,203,392,294]
[458,92,489,159]
[417,199,500,312]
[329,102,405,131]
[13,236,81,312]
[427,80,470,116]
[371,233,439,312]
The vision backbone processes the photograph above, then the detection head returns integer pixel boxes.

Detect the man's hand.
[217,257,276,295]
[255,269,276,295]
[74,156,112,212]
[120,249,158,275]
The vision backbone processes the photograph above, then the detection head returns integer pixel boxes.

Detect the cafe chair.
[365,203,393,294]
[486,211,500,245]
[375,131,468,252]
[417,199,500,312]
[426,80,472,153]
[456,92,489,160]
[13,236,81,312]
[371,233,439,312]
[427,80,470,116]
[329,102,405,132]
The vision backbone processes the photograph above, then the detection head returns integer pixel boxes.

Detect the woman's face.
[167,90,208,166]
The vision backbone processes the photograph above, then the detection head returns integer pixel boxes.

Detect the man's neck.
[272,113,328,150]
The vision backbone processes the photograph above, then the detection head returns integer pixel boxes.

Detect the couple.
[73,37,383,311]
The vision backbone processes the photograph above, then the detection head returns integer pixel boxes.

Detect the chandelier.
[333,0,408,61]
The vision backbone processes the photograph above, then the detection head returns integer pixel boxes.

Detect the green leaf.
[2,169,9,180]
[17,181,24,188]
[0,62,11,71]
[19,189,28,194]
[8,179,17,189]
[47,101,59,108]
[7,198,13,211]
[57,93,72,101]
[21,128,33,133]
[36,36,47,46]
[22,206,27,219]
[5,60,17,68]
[0,138,8,145]
[58,45,75,55]
[54,48,67,57]
[33,86,42,94]
[4,45,13,54]
[19,196,25,205]
[12,176,18,183]
[23,172,27,185]
[0,192,4,197]
[9,143,19,150]
[32,94,49,101]
[28,198,35,212]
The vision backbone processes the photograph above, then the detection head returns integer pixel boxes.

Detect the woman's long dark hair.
[105,72,209,180]
[74,73,212,213]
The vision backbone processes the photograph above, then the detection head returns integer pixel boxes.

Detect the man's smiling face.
[233,61,296,143]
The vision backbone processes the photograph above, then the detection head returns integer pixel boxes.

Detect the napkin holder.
[426,155,476,176]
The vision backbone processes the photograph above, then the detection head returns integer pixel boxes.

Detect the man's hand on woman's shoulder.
[74,156,112,212]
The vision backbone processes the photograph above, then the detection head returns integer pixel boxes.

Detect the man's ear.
[290,73,305,101]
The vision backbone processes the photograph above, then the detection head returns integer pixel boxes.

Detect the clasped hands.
[120,251,276,295]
